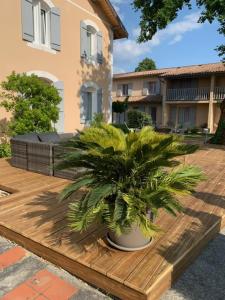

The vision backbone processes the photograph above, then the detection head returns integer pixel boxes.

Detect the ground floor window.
[80,83,103,124]
[170,106,196,128]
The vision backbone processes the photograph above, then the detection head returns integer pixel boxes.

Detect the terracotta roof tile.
[113,95,162,103]
[113,62,225,79]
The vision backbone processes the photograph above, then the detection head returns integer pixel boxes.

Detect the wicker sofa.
[10,132,79,180]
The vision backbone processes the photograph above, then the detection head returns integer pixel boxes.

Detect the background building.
[113,63,225,133]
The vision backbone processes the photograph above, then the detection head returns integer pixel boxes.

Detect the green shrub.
[190,127,199,134]
[127,110,152,129]
[0,72,61,136]
[0,143,11,158]
[90,113,104,127]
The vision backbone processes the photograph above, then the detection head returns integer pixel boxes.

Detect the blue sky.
[111,0,224,74]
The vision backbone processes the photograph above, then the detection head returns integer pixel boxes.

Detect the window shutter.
[116,84,122,97]
[21,0,34,42]
[97,88,103,113]
[50,8,61,51]
[143,82,149,96]
[53,81,64,133]
[156,79,161,94]
[80,91,87,124]
[80,21,88,59]
[128,83,133,96]
[97,31,103,64]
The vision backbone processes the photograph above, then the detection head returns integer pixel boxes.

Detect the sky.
[111,0,224,74]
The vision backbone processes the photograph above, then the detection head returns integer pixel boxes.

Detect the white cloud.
[113,66,126,74]
[114,12,203,68]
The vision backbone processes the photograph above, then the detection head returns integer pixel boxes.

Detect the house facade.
[113,63,225,133]
[0,0,127,133]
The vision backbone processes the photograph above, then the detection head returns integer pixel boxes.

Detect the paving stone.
[0,247,26,270]
[0,236,13,254]
[0,256,46,297]
[26,269,78,299]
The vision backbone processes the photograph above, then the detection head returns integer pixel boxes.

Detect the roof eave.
[92,0,128,39]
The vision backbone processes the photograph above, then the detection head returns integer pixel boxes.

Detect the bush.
[127,110,152,129]
[90,113,104,127]
[190,127,199,134]
[0,72,61,136]
[0,143,11,158]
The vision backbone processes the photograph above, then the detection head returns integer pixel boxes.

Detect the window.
[81,21,103,64]
[143,81,158,95]
[122,84,129,96]
[40,9,47,44]
[21,0,61,52]
[33,1,50,47]
[80,83,103,124]
[86,92,93,121]
[148,82,156,94]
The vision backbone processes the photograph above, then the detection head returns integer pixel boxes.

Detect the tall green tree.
[133,0,225,60]
[0,72,61,136]
[135,57,156,72]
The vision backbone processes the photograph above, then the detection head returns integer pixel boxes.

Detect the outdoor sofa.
[10,132,81,180]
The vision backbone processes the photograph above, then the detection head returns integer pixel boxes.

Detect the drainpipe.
[208,75,215,133]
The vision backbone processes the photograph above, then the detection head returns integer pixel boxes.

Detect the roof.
[92,0,128,39]
[114,95,162,103]
[113,62,225,79]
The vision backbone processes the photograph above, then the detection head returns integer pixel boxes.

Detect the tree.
[127,110,152,128]
[133,0,225,60]
[0,72,61,136]
[135,57,156,72]
[210,98,225,145]
[58,125,204,236]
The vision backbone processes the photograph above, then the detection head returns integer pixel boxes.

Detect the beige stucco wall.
[0,0,113,133]
[112,77,161,98]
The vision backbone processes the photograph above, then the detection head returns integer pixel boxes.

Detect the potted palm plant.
[58,125,204,251]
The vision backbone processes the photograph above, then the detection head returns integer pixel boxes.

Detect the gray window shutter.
[21,0,34,42]
[97,31,103,64]
[128,83,133,96]
[143,82,149,96]
[156,79,161,94]
[81,21,88,59]
[50,8,61,51]
[97,88,103,113]
[53,81,64,133]
[116,84,122,97]
[80,91,87,124]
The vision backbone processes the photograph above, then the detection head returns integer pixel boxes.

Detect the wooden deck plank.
[0,146,225,300]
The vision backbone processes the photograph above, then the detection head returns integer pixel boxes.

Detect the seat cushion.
[14,133,40,142]
[38,132,61,144]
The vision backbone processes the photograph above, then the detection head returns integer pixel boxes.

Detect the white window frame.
[86,25,97,63]
[81,82,101,125]
[82,20,99,66]
[27,0,56,54]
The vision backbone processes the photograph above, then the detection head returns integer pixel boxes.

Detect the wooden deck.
[1,145,225,300]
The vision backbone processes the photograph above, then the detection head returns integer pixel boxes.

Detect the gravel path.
[161,227,225,300]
